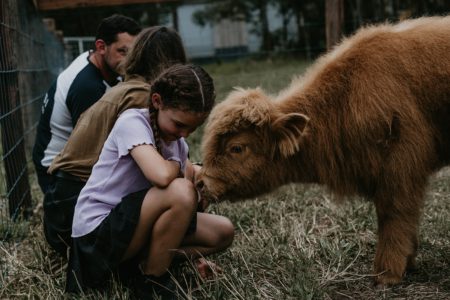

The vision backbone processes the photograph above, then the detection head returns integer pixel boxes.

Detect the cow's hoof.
[406,257,418,272]
[374,282,389,290]
[374,272,402,287]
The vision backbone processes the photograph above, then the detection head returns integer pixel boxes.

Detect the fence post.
[325,0,345,51]
[0,1,32,220]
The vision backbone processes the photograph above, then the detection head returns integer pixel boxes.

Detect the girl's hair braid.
[150,64,215,113]
[149,107,161,154]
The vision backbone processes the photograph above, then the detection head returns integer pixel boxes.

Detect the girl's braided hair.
[149,108,161,153]
[149,64,216,153]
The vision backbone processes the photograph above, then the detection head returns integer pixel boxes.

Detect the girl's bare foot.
[195,258,222,280]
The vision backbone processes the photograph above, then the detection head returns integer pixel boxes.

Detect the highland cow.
[196,16,450,286]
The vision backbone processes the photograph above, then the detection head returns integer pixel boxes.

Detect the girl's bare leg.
[122,178,234,277]
[176,212,234,278]
[122,178,197,276]
[179,212,234,258]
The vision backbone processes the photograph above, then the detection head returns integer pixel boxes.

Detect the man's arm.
[66,67,109,126]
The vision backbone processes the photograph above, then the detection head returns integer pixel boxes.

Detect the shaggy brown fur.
[196,16,450,286]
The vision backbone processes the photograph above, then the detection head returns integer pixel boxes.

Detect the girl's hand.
[184,160,202,183]
[169,159,184,178]
[185,161,208,211]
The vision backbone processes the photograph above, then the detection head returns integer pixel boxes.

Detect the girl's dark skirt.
[65,189,197,293]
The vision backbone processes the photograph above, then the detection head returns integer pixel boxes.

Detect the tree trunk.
[171,3,178,32]
[281,12,289,49]
[325,0,345,50]
[259,1,272,51]
[355,0,362,27]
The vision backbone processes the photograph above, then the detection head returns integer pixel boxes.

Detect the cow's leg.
[373,192,422,286]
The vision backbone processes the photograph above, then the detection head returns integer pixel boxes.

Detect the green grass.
[1,57,450,299]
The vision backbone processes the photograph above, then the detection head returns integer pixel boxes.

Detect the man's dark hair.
[95,14,141,45]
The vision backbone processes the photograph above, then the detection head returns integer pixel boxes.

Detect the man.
[33,14,141,193]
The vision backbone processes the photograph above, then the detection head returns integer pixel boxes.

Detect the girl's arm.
[131,144,180,188]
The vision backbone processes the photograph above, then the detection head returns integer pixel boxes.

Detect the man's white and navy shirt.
[33,51,117,173]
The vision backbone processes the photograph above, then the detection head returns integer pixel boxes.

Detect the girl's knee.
[140,180,195,215]
[221,217,235,246]
[168,178,197,211]
[212,216,235,248]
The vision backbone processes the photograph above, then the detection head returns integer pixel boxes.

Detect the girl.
[67,64,234,299]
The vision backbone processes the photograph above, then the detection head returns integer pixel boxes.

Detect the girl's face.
[151,93,208,142]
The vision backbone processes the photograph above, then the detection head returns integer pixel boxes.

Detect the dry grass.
[1,57,449,299]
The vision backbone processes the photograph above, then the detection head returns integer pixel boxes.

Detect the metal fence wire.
[0,0,64,238]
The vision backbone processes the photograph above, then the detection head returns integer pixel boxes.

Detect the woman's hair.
[123,26,187,81]
[149,64,216,152]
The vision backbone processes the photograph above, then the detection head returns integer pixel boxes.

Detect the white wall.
[177,4,215,58]
[175,3,298,58]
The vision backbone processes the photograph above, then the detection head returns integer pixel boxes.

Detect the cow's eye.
[230,145,243,153]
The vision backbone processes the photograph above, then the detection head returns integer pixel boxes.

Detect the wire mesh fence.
[0,0,64,240]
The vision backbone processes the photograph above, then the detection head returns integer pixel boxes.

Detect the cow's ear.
[272,113,309,158]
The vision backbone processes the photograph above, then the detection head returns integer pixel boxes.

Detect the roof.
[36,0,179,11]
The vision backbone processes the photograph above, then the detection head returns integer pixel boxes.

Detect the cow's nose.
[196,179,204,191]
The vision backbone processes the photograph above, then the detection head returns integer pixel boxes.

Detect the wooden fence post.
[325,0,345,51]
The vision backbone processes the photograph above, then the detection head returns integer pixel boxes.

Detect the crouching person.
[66,64,234,299]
